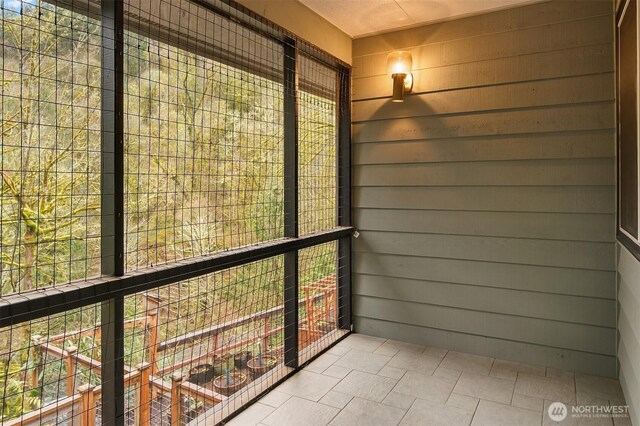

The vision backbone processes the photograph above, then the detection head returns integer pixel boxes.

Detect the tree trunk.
[22,229,35,292]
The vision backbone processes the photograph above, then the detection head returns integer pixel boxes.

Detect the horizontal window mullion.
[0,227,353,328]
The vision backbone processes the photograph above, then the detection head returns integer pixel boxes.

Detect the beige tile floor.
[227,334,631,426]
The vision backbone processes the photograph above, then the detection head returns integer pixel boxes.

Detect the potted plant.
[212,362,247,396]
[247,341,277,378]
[247,355,277,378]
[233,350,252,369]
[187,363,214,385]
[212,354,231,377]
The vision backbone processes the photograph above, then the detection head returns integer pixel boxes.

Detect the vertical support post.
[337,66,352,331]
[171,372,183,426]
[305,287,313,338]
[65,346,77,396]
[101,0,124,276]
[29,335,42,390]
[147,312,158,376]
[212,333,219,356]
[263,317,270,352]
[283,38,299,368]
[78,384,96,426]
[143,293,160,314]
[101,296,125,426]
[94,328,101,360]
[101,0,125,425]
[136,363,151,426]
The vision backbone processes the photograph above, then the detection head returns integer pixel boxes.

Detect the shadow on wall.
[352,87,468,158]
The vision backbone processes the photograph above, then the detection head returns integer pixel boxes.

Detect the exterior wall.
[351,0,618,377]
[616,0,640,421]
[618,244,640,424]
[235,0,352,64]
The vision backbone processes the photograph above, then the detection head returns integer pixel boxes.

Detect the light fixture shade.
[388,51,413,102]
[387,51,412,76]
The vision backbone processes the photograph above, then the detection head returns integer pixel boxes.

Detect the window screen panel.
[123,0,284,271]
[0,304,101,424]
[298,55,338,236]
[619,0,639,239]
[298,241,346,361]
[0,0,102,297]
[0,0,350,424]
[122,256,284,424]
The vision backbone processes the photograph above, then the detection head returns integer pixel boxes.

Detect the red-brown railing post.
[148,312,158,376]
[78,384,96,426]
[65,346,77,396]
[29,335,42,390]
[93,328,101,360]
[171,372,182,426]
[212,333,219,357]
[144,293,160,314]
[263,318,270,351]
[136,362,151,426]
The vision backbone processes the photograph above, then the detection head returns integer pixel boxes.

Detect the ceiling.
[298,0,544,38]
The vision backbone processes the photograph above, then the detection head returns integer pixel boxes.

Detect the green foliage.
[0,358,41,420]
[1,3,102,294]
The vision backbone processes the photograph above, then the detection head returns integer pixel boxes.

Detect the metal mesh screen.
[0,0,349,425]
[0,305,100,424]
[298,56,337,236]
[297,240,350,364]
[123,0,284,271]
[0,0,102,297]
[122,256,284,425]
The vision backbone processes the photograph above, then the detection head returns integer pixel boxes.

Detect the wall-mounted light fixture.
[387,51,413,102]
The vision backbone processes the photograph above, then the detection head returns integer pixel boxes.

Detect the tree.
[1,3,101,295]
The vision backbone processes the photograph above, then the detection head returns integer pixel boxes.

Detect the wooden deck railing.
[9,275,336,426]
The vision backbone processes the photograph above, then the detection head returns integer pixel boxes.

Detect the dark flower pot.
[187,363,214,385]
[234,351,252,369]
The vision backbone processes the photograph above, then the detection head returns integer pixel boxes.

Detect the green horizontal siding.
[352,0,616,377]
[618,244,640,423]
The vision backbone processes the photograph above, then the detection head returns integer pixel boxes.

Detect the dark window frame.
[617,0,640,261]
[0,0,353,423]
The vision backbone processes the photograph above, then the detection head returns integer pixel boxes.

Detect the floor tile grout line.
[510,371,518,407]
[488,357,497,378]
[395,395,418,426]
[468,397,480,426]
[433,347,448,374]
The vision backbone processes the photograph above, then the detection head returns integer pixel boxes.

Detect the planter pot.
[212,355,232,377]
[316,321,334,334]
[234,351,252,369]
[247,355,277,378]
[187,363,214,386]
[213,373,247,396]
